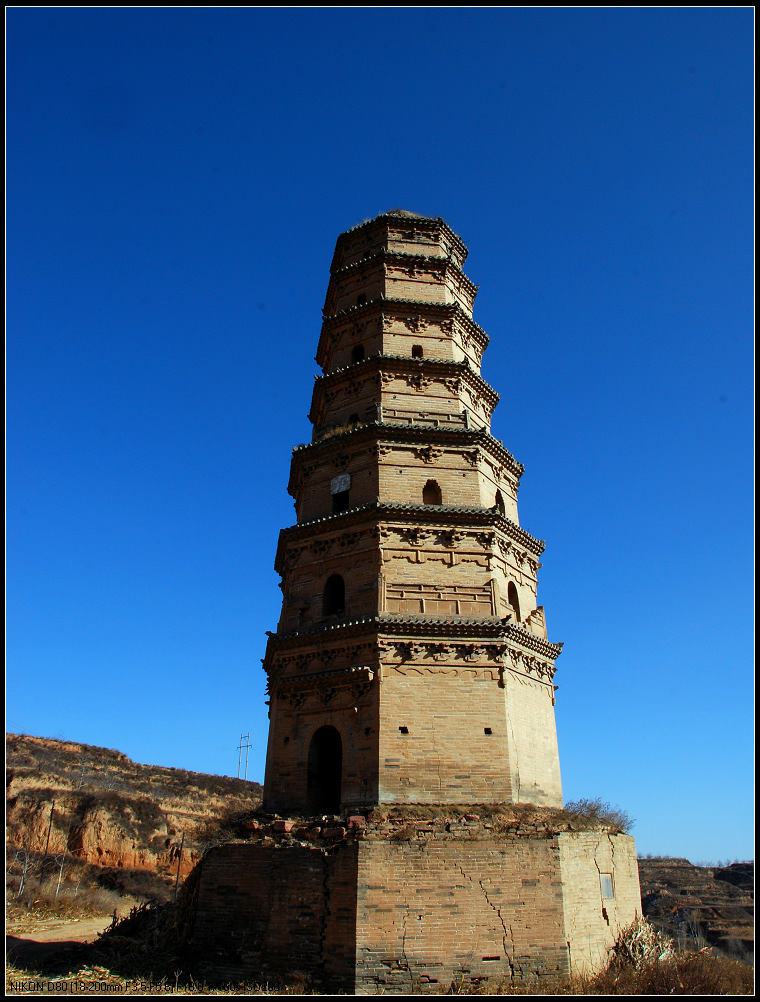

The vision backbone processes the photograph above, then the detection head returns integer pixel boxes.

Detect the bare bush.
[585,950,754,995]
[609,917,674,967]
[563,797,634,833]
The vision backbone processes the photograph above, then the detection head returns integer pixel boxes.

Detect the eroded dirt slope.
[6,733,262,883]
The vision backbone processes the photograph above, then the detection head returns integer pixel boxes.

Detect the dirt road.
[8,916,112,944]
[6,916,113,972]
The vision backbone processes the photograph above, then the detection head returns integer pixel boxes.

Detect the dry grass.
[449,954,754,995]
[6,953,753,996]
[6,965,310,995]
[576,951,755,995]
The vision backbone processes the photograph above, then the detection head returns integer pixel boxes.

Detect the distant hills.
[637,856,753,965]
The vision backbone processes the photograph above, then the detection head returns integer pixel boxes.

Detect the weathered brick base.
[189,812,641,993]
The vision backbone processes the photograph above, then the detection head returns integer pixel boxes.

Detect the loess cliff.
[6,733,262,884]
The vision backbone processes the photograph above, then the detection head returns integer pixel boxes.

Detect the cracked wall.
[557,831,642,975]
[355,837,570,992]
[191,826,641,994]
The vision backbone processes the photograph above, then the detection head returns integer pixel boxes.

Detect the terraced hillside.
[639,857,754,965]
[6,733,262,898]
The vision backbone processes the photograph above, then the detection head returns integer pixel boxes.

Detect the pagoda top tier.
[329,210,469,275]
[316,211,487,379]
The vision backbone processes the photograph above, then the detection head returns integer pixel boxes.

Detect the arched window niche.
[322,574,345,617]
[495,490,505,516]
[422,480,442,505]
[307,726,342,815]
[351,344,365,364]
[507,582,521,622]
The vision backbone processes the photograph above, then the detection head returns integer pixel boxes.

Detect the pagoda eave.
[263,612,562,660]
[273,501,545,574]
[307,354,500,426]
[315,298,489,370]
[288,423,524,493]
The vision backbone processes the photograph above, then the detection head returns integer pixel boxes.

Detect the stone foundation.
[189,809,641,993]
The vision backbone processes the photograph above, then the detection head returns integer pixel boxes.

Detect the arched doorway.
[307,726,342,814]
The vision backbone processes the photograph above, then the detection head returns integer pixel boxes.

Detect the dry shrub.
[576,918,755,995]
[609,915,674,966]
[466,921,753,995]
[586,951,754,995]
[6,873,130,921]
[563,798,634,833]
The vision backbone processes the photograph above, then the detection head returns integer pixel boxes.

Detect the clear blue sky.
[7,8,754,863]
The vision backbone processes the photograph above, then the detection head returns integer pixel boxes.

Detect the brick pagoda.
[191,212,641,994]
[263,209,563,813]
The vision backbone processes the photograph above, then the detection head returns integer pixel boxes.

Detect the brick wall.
[190,823,640,993]
[263,684,380,813]
[355,835,569,992]
[378,672,515,803]
[191,840,358,991]
[503,670,563,807]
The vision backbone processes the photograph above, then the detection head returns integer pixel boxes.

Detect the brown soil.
[6,733,262,886]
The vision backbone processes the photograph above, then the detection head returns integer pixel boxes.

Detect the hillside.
[638,857,754,965]
[6,733,262,899]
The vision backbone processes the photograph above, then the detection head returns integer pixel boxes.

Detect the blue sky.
[7,8,754,863]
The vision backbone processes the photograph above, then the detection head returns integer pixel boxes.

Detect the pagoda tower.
[262,210,564,813]
[191,212,642,993]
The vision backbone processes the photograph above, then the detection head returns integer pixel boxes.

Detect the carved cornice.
[274,501,545,574]
[289,422,523,486]
[264,617,382,658]
[263,616,561,681]
[267,613,560,648]
[308,355,499,425]
[377,613,513,639]
[315,298,489,371]
[327,249,478,300]
[504,623,564,661]
[273,666,375,707]
[379,637,506,660]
